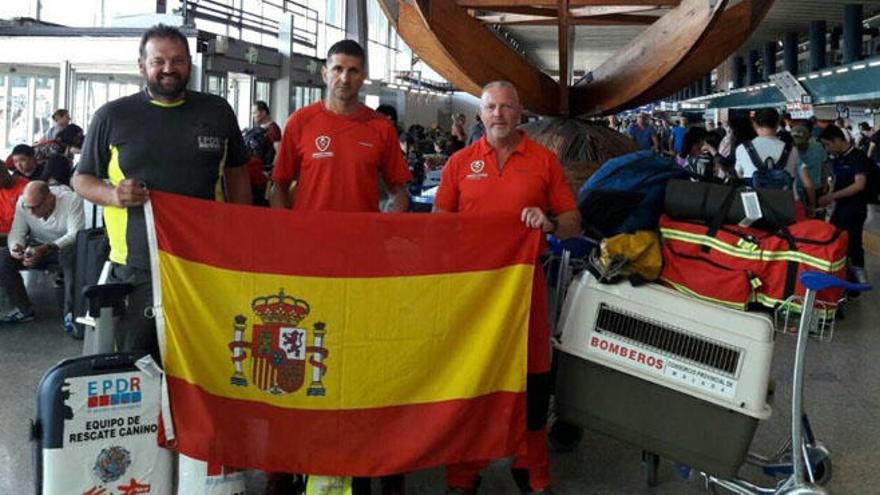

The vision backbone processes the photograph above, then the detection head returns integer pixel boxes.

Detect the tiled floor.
[2,259,878,494]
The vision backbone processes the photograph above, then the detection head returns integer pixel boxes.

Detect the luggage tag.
[738,191,763,228]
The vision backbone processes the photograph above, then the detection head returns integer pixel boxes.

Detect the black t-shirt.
[830,146,871,210]
[77,89,248,269]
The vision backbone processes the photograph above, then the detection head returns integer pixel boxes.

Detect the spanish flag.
[147,192,541,476]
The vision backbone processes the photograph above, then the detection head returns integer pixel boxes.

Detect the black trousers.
[107,263,160,362]
[831,205,867,268]
[0,245,75,315]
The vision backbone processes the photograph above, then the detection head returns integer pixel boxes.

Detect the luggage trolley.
[701,272,871,495]
[552,264,870,494]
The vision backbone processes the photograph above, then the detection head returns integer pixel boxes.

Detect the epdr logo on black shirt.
[198,135,222,152]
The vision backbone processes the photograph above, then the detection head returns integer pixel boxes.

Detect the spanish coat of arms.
[228,290,329,396]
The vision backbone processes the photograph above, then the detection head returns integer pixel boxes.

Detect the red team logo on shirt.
[313,136,334,159]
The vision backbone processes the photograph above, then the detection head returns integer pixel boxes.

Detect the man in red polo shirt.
[270,40,410,213]
[435,81,581,495]
[268,39,411,495]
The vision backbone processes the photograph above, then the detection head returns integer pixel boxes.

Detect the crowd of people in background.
[0,108,85,329]
[610,109,878,285]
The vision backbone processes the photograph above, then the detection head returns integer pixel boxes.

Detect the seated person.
[0,181,84,330]
[0,169,28,236]
[40,154,73,187]
[54,123,85,157]
[9,144,45,181]
[46,108,71,140]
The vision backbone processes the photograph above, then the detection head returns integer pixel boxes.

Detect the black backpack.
[745,140,793,190]
[243,125,275,167]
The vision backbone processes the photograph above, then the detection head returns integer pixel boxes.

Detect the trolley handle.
[800,271,872,293]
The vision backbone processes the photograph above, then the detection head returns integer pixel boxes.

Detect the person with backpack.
[817,125,875,285]
[244,100,282,206]
[677,126,717,180]
[734,108,800,191]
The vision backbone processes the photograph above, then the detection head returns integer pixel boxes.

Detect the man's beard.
[148,73,188,99]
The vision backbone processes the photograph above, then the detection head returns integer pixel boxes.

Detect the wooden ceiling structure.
[378,0,775,116]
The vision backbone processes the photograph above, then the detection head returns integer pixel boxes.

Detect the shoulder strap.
[776,226,800,299]
[776,143,792,170]
[700,185,740,253]
[744,141,763,170]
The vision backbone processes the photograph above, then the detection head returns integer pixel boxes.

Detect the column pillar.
[783,32,799,74]
[843,3,864,64]
[810,20,827,71]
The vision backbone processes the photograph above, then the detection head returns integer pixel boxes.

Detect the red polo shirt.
[435,133,576,374]
[273,102,411,212]
[434,132,576,215]
[0,176,27,234]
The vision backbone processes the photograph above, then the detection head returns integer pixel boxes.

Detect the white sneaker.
[0,308,35,324]
[852,266,869,285]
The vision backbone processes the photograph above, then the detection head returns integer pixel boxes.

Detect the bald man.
[1,181,83,328]
[435,81,580,495]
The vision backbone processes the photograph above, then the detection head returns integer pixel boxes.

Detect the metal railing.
[179,0,319,52]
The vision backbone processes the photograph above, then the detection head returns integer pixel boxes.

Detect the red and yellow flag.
[148,192,541,476]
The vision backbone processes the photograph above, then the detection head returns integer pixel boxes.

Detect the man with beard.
[73,24,251,360]
[435,81,581,495]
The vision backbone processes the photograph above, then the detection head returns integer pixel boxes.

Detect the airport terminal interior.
[2,0,880,494]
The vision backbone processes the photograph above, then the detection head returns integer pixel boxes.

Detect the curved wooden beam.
[570,0,727,116]
[487,14,659,26]
[380,0,560,115]
[627,0,775,108]
[458,0,680,6]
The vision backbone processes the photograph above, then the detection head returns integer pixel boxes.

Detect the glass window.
[326,0,343,28]
[368,42,388,81]
[325,26,345,55]
[255,81,271,106]
[0,1,35,19]
[367,0,389,46]
[72,78,139,131]
[206,74,227,98]
[1,74,57,150]
[33,77,56,140]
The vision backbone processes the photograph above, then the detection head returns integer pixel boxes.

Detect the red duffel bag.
[659,215,848,317]
[660,241,760,310]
